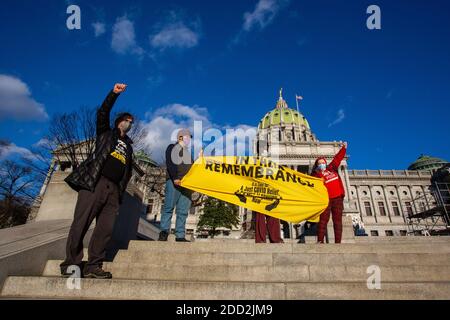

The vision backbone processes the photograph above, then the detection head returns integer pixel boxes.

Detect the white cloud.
[33,138,54,148]
[150,12,200,51]
[243,0,290,32]
[92,22,106,37]
[328,109,345,127]
[0,141,35,160]
[0,74,48,121]
[111,16,144,57]
[150,23,199,50]
[141,104,255,163]
[152,103,210,124]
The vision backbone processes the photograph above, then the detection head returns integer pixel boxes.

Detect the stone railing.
[348,170,432,178]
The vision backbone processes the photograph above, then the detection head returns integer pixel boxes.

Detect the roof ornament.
[276,88,288,109]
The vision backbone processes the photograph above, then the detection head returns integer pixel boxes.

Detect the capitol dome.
[254,89,317,156]
[258,91,311,131]
[408,154,448,171]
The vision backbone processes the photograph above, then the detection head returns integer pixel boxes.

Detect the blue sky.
[0,0,449,169]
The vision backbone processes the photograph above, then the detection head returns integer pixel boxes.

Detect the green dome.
[134,150,158,167]
[258,92,311,130]
[408,154,447,171]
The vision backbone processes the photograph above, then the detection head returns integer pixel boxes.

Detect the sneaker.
[175,238,190,242]
[84,267,112,279]
[158,230,169,241]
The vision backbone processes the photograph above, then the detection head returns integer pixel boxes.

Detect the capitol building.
[240,91,448,238]
[32,91,448,241]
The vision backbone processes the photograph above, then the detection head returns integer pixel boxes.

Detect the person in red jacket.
[312,142,347,243]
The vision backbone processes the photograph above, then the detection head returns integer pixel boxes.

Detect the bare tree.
[0,160,37,228]
[43,105,97,169]
[41,106,148,169]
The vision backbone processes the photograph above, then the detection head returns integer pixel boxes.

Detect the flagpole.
[295,95,299,113]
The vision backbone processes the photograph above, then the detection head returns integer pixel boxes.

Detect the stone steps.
[2,239,450,300]
[125,240,450,254]
[2,276,449,300]
[355,236,450,243]
[110,251,450,267]
[41,260,450,282]
[52,251,450,268]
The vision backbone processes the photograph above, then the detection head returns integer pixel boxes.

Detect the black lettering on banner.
[266,168,274,179]
[286,172,296,183]
[203,158,315,188]
[205,160,213,171]
[241,166,253,177]
[222,163,232,174]
[255,166,264,179]
[260,157,267,166]
[275,170,285,181]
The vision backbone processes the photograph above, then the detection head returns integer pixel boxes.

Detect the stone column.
[408,185,419,214]
[342,166,353,201]
[369,186,378,223]
[395,186,407,223]
[355,185,364,223]
[382,185,392,223]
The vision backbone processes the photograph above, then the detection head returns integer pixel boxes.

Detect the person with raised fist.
[311,142,348,244]
[60,83,134,279]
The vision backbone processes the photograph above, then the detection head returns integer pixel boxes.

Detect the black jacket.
[64,90,133,204]
[165,143,192,181]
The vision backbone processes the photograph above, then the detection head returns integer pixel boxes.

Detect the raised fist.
[113,83,127,94]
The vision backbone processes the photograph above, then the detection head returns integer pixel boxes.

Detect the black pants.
[60,176,120,273]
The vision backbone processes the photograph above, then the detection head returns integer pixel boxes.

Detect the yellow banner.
[180,156,329,223]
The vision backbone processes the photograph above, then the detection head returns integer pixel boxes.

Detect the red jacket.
[313,146,346,199]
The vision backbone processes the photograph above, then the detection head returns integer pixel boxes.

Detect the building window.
[403,191,408,196]
[405,202,414,216]
[364,202,373,216]
[378,202,387,216]
[370,230,379,236]
[419,202,426,212]
[363,191,368,196]
[400,230,407,236]
[390,191,395,195]
[392,202,400,216]
[376,191,381,196]
[385,230,394,236]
